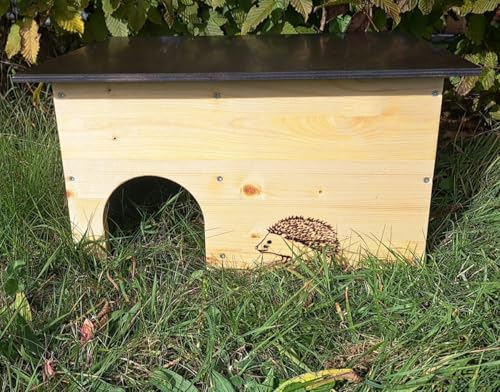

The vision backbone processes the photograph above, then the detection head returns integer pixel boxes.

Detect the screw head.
[213,91,222,99]
[57,92,65,98]
[69,176,75,181]
[219,253,226,259]
[217,176,223,182]
[431,90,439,97]
[423,177,431,183]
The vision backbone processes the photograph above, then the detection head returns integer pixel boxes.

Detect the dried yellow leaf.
[456,76,479,96]
[20,19,40,64]
[80,318,95,343]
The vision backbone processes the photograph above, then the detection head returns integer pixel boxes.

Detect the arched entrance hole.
[104,176,205,254]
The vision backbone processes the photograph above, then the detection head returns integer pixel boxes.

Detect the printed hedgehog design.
[256,216,340,263]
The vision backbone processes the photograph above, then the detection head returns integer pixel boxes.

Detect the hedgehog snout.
[256,235,273,252]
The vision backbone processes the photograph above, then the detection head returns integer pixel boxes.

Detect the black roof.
[13,33,480,83]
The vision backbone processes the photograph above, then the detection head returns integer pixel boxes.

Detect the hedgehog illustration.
[256,216,340,263]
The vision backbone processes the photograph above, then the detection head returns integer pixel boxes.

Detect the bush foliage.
[1,1,499,117]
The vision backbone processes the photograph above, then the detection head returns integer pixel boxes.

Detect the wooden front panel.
[53,78,443,268]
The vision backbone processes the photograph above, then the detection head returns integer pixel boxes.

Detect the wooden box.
[14,33,479,268]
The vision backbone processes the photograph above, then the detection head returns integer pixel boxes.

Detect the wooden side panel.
[53,78,443,268]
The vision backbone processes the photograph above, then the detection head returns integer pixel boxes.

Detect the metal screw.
[423,177,431,183]
[219,253,226,259]
[431,90,439,96]
[217,176,223,182]
[69,176,75,181]
[58,92,65,98]
[213,91,222,99]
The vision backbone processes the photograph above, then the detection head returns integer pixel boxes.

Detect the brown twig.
[106,270,120,292]
[320,6,327,32]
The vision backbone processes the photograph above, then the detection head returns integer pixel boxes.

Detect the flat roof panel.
[13,33,480,83]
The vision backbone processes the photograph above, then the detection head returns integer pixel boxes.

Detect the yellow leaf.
[32,82,44,106]
[290,0,313,22]
[375,0,401,24]
[13,292,32,323]
[274,368,362,391]
[20,19,40,64]
[5,23,21,59]
[56,12,85,34]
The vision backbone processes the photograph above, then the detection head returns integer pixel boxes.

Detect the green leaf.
[114,0,150,32]
[290,0,313,22]
[148,6,163,24]
[472,0,499,14]
[4,278,19,296]
[84,9,109,42]
[150,368,198,392]
[276,0,291,9]
[205,10,226,35]
[295,25,315,33]
[418,0,434,15]
[241,0,276,34]
[7,259,25,276]
[105,14,129,36]
[90,380,126,392]
[373,8,387,30]
[479,69,496,90]
[0,0,9,17]
[102,0,122,16]
[483,52,498,68]
[459,0,474,15]
[374,0,401,24]
[178,2,200,24]
[464,53,481,65]
[261,368,276,392]
[212,0,225,8]
[490,108,500,121]
[210,371,235,392]
[460,0,499,15]
[320,0,358,8]
[329,15,351,33]
[281,21,297,34]
[231,8,246,28]
[466,14,486,45]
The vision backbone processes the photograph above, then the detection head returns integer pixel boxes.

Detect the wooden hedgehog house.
[14,33,480,268]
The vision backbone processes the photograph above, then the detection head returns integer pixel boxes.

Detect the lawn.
[0,87,499,391]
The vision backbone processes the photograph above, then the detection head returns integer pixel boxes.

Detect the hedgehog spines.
[266,215,340,255]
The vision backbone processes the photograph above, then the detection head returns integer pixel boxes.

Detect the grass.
[0,88,499,391]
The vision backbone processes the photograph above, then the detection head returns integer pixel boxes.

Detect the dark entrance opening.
[104,176,204,242]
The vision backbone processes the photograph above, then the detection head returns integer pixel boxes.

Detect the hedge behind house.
[1,1,499,118]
